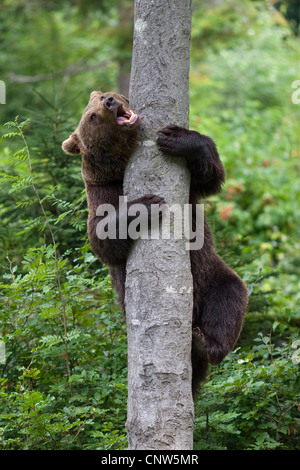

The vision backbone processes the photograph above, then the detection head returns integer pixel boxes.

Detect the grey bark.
[124,0,194,450]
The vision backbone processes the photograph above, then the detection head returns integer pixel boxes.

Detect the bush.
[0,119,128,450]
[194,333,300,450]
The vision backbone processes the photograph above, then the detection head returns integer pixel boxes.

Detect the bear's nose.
[103,96,117,110]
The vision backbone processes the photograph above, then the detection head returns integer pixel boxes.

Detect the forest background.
[0,0,299,450]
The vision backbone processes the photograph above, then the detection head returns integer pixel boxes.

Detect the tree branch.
[8,59,112,83]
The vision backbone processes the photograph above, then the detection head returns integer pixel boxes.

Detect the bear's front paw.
[139,194,165,206]
[133,194,165,222]
[156,124,194,158]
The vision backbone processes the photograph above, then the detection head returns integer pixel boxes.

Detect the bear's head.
[62,91,140,158]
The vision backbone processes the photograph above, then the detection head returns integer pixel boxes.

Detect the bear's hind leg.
[191,328,209,396]
[196,268,248,367]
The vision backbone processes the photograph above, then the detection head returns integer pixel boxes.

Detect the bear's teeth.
[129,113,138,124]
[117,110,138,125]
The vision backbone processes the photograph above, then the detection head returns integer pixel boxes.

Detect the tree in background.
[0,0,299,450]
[274,0,299,35]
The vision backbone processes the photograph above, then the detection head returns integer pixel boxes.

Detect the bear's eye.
[90,113,97,122]
[100,96,105,101]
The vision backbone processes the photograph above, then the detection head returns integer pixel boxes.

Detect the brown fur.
[62,91,248,396]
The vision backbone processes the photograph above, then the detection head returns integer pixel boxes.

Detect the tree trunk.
[117,1,134,96]
[124,0,194,450]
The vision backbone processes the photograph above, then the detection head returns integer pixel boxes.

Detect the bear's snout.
[104,96,117,111]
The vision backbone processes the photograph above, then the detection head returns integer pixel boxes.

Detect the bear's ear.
[62,132,81,155]
[90,90,102,100]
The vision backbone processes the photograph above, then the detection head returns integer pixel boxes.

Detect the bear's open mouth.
[116,105,139,126]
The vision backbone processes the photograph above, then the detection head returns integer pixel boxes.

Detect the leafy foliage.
[0,0,299,450]
[0,119,128,450]
[194,333,299,450]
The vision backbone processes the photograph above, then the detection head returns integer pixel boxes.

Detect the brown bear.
[62,90,248,396]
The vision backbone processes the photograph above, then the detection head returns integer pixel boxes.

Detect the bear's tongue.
[117,105,138,125]
[117,115,129,124]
